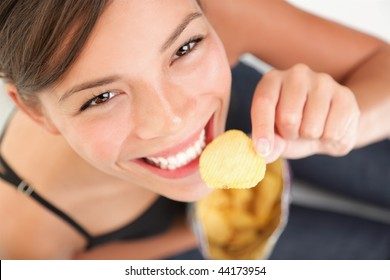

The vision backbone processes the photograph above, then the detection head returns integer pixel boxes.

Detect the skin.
[1,0,390,259]
[21,0,232,203]
[203,0,390,160]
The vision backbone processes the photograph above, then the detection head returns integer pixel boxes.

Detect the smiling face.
[36,0,232,201]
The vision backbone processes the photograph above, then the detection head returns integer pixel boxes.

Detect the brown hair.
[0,0,107,105]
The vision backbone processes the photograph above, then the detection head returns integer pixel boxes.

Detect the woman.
[0,0,389,259]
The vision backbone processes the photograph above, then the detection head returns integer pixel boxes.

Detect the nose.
[133,81,194,140]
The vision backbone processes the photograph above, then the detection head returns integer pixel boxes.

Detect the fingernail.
[255,138,271,157]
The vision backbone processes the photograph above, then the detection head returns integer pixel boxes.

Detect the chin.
[161,180,213,203]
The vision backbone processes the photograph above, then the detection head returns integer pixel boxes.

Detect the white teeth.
[145,129,206,170]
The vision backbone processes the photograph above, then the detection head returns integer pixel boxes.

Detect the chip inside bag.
[191,130,290,259]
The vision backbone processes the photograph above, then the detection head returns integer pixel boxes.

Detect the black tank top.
[0,112,185,249]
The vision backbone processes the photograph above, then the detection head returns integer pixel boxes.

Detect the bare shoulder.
[1,110,70,175]
[0,179,83,259]
[0,111,87,259]
[0,110,96,189]
[0,111,159,259]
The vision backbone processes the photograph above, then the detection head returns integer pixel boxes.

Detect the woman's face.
[38,0,231,201]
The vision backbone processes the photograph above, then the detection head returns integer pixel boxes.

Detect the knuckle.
[355,109,361,119]
[322,130,343,142]
[321,124,347,142]
[335,86,356,104]
[263,68,281,80]
[300,126,322,139]
[333,140,354,156]
[289,64,312,81]
[316,72,333,84]
[314,73,333,90]
[287,64,312,87]
[311,73,336,97]
[292,63,310,74]
[277,112,300,127]
[322,133,355,156]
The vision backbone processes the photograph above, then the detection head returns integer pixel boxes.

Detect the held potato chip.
[199,130,266,189]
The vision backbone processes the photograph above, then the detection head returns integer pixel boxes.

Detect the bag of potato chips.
[190,130,290,260]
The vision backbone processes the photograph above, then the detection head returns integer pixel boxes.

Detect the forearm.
[204,0,390,148]
[342,44,390,147]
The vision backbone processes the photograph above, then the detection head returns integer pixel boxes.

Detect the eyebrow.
[161,12,203,52]
[59,12,203,104]
[58,75,120,103]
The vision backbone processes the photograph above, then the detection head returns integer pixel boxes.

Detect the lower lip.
[134,116,214,179]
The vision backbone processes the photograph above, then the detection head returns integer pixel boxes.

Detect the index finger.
[251,71,281,157]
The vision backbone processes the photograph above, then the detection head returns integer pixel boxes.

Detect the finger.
[265,134,286,163]
[275,66,309,140]
[281,138,320,159]
[299,74,333,139]
[251,70,281,157]
[321,112,359,156]
[322,88,356,142]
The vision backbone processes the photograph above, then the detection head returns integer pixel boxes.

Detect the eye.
[172,36,203,61]
[80,91,116,111]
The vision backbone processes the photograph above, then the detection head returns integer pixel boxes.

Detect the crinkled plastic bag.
[190,158,290,259]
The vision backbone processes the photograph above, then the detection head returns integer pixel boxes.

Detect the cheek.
[199,36,232,100]
[60,109,132,166]
[197,36,232,118]
[200,54,231,97]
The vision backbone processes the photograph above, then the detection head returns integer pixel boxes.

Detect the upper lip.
[143,126,206,159]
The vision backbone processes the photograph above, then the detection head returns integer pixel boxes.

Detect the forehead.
[96,0,200,39]
[54,0,202,91]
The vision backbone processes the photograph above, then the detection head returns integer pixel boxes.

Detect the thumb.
[264,134,286,163]
[253,135,273,158]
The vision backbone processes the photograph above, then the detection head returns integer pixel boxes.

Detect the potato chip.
[228,189,253,209]
[194,158,286,260]
[196,204,233,245]
[200,130,266,189]
[228,229,259,249]
[254,171,283,228]
[227,209,257,230]
[208,244,233,260]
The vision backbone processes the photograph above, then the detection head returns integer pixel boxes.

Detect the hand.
[251,64,360,163]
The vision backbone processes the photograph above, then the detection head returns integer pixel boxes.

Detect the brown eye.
[176,42,194,56]
[81,91,115,111]
[173,36,203,61]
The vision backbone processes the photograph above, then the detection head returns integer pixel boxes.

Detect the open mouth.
[143,129,206,170]
[137,115,214,178]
